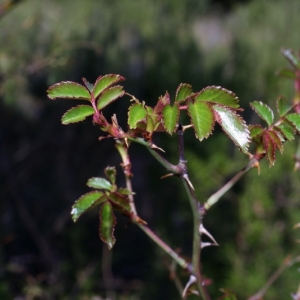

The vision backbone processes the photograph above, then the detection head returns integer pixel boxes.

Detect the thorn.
[201,242,218,249]
[150,143,165,152]
[182,275,198,298]
[161,173,174,179]
[124,137,129,148]
[199,224,218,246]
[183,174,195,191]
[182,124,193,131]
[253,160,261,175]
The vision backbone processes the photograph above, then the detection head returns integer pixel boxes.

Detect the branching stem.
[204,156,260,211]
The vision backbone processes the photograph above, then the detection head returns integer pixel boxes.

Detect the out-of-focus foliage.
[1,0,300,299]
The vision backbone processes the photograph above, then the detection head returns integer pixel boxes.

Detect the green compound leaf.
[61,105,94,124]
[47,81,90,100]
[187,101,215,141]
[275,122,295,141]
[87,177,112,191]
[285,113,300,131]
[162,104,180,134]
[195,86,239,108]
[99,202,116,250]
[105,166,116,185]
[250,101,274,127]
[276,68,297,79]
[128,103,147,129]
[97,86,125,110]
[263,131,276,167]
[213,105,250,154]
[249,124,264,139]
[109,192,132,214]
[71,191,106,222]
[175,83,193,103]
[93,74,125,99]
[277,96,292,117]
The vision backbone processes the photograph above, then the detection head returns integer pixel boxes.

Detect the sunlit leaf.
[275,122,295,141]
[105,166,116,185]
[263,132,276,167]
[71,191,106,222]
[128,103,147,129]
[213,105,250,154]
[162,104,180,134]
[87,177,112,190]
[285,113,300,131]
[61,105,94,124]
[93,74,125,99]
[187,101,214,140]
[99,202,116,250]
[109,192,132,214]
[277,96,292,117]
[97,86,125,110]
[195,86,239,108]
[175,83,193,103]
[250,101,274,127]
[276,68,297,79]
[47,82,90,100]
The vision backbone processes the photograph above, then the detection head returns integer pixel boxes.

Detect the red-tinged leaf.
[47,82,90,100]
[82,78,94,92]
[93,74,125,99]
[250,101,274,127]
[162,104,180,134]
[268,130,284,153]
[276,68,297,79]
[195,86,239,108]
[188,101,215,140]
[97,86,125,110]
[71,191,106,222]
[128,103,147,129]
[249,124,265,139]
[277,96,292,117]
[275,122,295,141]
[109,192,132,214]
[87,177,112,190]
[175,83,193,103]
[213,105,250,154]
[282,49,300,69]
[263,132,276,167]
[99,202,116,250]
[285,113,300,131]
[61,105,94,124]
[105,166,116,185]
[154,92,170,114]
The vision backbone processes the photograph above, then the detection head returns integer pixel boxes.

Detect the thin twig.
[248,255,300,300]
[204,156,260,211]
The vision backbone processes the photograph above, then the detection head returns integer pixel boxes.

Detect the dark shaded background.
[1,0,300,299]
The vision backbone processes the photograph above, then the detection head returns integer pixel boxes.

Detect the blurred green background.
[1,0,300,299]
